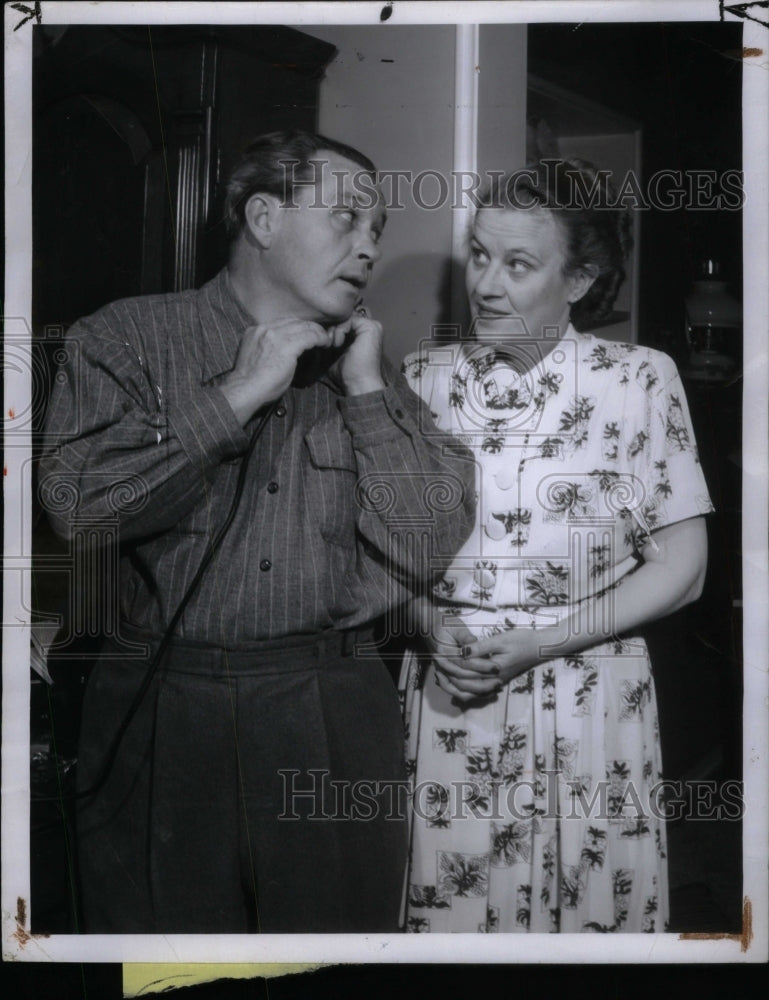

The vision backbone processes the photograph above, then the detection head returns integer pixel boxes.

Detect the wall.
[304,24,527,365]
[559,131,641,343]
[305,25,454,365]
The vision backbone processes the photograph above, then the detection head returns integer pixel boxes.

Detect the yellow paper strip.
[123,963,326,996]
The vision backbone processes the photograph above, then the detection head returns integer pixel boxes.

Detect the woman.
[399,160,713,933]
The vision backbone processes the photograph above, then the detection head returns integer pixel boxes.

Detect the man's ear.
[242,193,282,249]
[567,266,598,305]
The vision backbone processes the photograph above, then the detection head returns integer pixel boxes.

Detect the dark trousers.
[76,623,408,933]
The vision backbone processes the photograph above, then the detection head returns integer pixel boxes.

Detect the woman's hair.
[476,159,633,330]
[223,130,377,239]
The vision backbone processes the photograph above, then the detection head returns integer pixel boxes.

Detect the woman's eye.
[337,208,356,224]
[508,259,530,273]
[470,246,486,263]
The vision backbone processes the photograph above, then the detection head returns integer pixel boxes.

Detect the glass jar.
[684,259,741,381]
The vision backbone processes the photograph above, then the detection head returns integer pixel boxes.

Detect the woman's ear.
[242,193,282,248]
[567,266,598,304]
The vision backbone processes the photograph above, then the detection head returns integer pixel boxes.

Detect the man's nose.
[354,229,382,264]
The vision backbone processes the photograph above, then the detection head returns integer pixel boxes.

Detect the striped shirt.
[40,269,476,643]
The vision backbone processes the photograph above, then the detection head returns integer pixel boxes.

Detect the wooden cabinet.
[33,24,335,334]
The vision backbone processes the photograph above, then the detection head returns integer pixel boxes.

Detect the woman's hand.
[459,625,556,692]
[416,599,553,704]
[450,517,709,702]
[414,602,492,703]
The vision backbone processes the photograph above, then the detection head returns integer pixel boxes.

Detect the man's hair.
[224,130,377,239]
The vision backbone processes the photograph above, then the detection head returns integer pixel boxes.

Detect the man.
[40,131,475,933]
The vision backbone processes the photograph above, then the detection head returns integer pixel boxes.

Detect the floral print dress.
[399,331,713,933]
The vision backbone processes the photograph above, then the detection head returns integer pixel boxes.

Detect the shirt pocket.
[304,422,359,548]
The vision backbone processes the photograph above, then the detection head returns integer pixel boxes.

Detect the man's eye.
[336,208,356,224]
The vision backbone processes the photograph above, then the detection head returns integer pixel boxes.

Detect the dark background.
[1,960,764,998]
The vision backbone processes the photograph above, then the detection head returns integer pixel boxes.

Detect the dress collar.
[459,324,584,375]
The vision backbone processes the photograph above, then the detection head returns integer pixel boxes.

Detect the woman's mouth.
[474,303,513,318]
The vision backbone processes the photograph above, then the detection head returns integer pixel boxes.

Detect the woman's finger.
[462,636,504,658]
[436,670,499,702]
[433,670,465,700]
[454,652,504,675]
[434,664,502,697]
[432,654,499,682]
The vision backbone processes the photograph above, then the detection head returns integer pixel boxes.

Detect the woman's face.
[465,207,593,344]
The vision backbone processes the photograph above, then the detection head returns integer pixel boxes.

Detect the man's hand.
[219,318,345,425]
[328,306,386,396]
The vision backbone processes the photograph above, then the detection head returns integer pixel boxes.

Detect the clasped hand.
[426,607,551,704]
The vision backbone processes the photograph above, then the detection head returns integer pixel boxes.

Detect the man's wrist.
[218,375,272,426]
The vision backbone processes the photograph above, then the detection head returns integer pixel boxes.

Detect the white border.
[3,0,768,965]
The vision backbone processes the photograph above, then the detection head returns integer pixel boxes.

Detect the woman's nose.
[473,261,501,297]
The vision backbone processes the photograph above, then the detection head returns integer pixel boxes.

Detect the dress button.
[275,405,287,418]
[267,481,279,494]
[259,559,272,572]
[485,515,508,541]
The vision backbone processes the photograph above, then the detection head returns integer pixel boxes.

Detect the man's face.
[262,151,386,325]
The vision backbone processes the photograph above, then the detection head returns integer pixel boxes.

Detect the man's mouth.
[338,275,367,291]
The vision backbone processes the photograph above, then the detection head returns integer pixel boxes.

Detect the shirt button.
[275,405,287,418]
[267,481,279,494]
[259,559,272,572]
[394,408,405,420]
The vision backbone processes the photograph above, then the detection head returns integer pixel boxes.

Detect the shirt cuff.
[338,383,414,446]
[168,384,250,468]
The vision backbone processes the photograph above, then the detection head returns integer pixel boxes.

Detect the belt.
[111,620,376,676]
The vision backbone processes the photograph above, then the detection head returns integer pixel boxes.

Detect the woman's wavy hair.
[476,159,633,331]
[224,130,377,239]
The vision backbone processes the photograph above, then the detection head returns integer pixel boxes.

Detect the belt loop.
[212,646,227,679]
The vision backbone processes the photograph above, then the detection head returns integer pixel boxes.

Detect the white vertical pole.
[741,18,769,965]
[451,24,479,328]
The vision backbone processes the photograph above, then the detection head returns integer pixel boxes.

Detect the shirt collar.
[196,268,255,384]
[195,268,347,393]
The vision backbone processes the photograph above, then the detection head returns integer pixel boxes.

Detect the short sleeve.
[632,352,715,538]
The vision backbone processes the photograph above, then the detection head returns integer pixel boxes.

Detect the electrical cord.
[32,401,276,805]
